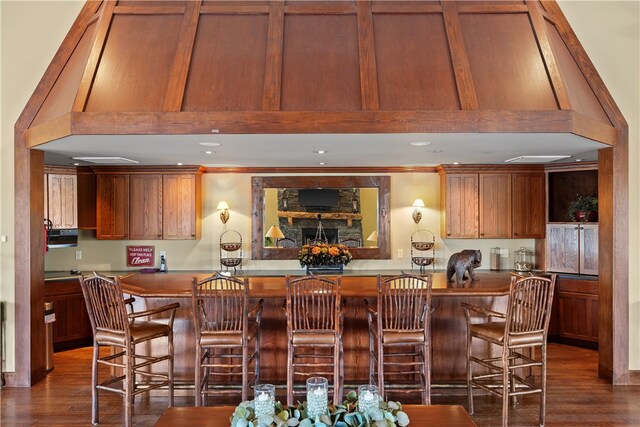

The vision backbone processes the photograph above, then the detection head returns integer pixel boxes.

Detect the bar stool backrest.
[80,274,129,337]
[192,273,248,334]
[378,274,432,332]
[286,275,341,332]
[506,275,556,336]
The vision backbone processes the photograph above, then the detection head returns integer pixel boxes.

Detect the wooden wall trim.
[356,0,379,111]
[284,5,356,15]
[572,112,618,145]
[24,113,72,147]
[113,5,186,15]
[200,5,270,15]
[13,0,102,387]
[456,4,529,14]
[436,164,545,174]
[441,1,479,110]
[262,0,285,111]
[163,0,202,112]
[72,0,116,112]
[91,165,204,175]
[371,4,441,14]
[203,166,438,174]
[598,147,614,381]
[544,160,597,172]
[527,1,571,110]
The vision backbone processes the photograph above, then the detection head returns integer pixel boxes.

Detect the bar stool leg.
[287,341,294,406]
[125,345,134,427]
[242,342,249,402]
[91,343,99,425]
[540,343,548,427]
[466,332,474,414]
[194,346,202,407]
[501,350,509,427]
[168,331,174,407]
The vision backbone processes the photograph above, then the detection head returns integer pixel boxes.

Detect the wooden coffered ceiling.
[20,0,623,166]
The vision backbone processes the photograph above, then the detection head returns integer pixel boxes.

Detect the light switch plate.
[75,250,82,260]
[0,235,7,242]
[397,248,404,259]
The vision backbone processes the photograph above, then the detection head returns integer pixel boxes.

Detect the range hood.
[47,229,78,249]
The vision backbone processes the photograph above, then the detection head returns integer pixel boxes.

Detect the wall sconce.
[412,199,425,224]
[367,230,378,242]
[265,225,285,247]
[217,201,230,224]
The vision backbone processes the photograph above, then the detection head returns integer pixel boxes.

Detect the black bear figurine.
[446,249,482,285]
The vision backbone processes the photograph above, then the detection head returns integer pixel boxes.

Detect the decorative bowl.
[412,257,434,266]
[411,241,434,251]
[220,257,242,267]
[221,242,242,252]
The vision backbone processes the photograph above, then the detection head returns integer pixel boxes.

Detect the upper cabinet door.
[129,175,163,240]
[443,174,479,238]
[47,174,77,229]
[162,174,201,240]
[580,224,599,275]
[479,174,511,238]
[96,174,129,239]
[546,223,580,273]
[511,172,545,238]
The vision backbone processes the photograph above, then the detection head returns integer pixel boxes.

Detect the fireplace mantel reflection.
[251,176,391,260]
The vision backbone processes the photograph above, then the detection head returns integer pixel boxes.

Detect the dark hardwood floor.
[1,343,638,426]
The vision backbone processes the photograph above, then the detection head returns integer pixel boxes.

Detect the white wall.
[1,1,638,374]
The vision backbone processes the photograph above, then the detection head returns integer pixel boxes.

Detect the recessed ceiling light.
[199,142,221,147]
[318,162,326,166]
[453,162,460,165]
[204,151,213,155]
[314,150,328,154]
[410,141,432,146]
[177,162,183,166]
[576,159,582,162]
[73,163,80,166]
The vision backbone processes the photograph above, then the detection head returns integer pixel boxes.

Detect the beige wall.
[1,1,638,374]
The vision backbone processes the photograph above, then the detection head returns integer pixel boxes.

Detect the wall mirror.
[251,176,390,260]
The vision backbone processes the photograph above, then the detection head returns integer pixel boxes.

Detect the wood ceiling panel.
[32,21,98,127]
[373,13,459,110]
[202,0,269,5]
[85,15,182,112]
[544,20,612,125]
[116,0,185,7]
[281,14,361,111]
[459,13,558,110]
[457,0,524,5]
[182,15,269,112]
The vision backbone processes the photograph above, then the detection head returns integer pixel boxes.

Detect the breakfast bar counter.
[118,270,512,386]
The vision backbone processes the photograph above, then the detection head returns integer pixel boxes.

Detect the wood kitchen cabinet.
[96,174,129,239]
[479,174,511,238]
[129,174,163,239]
[45,278,93,351]
[550,277,599,346]
[546,223,598,275]
[163,174,201,239]
[438,165,545,239]
[94,166,202,240]
[45,168,77,229]
[512,172,545,238]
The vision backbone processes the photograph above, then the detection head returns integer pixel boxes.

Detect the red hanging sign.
[127,245,155,267]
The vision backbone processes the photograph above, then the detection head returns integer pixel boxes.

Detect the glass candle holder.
[254,384,275,418]
[357,384,380,414]
[306,377,328,418]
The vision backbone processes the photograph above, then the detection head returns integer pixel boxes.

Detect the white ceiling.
[40,132,604,167]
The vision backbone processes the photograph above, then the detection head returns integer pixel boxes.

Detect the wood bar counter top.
[117,270,512,386]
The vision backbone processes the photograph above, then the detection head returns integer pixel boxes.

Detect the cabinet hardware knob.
[480,233,484,236]
[447,233,451,236]
[574,226,579,230]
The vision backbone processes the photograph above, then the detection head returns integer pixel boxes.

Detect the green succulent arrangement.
[230,391,410,427]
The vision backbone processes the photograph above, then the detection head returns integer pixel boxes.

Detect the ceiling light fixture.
[409,141,432,147]
[198,142,221,147]
[204,151,213,155]
[177,162,183,166]
[318,162,326,165]
[73,163,80,166]
[314,150,328,154]
[505,155,571,163]
[453,162,460,165]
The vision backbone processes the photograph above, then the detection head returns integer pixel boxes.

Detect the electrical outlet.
[0,235,7,242]
[500,248,509,257]
[160,251,166,258]
[75,250,82,260]
[397,248,404,259]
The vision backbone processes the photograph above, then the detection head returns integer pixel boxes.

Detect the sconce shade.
[265,225,285,239]
[367,230,378,242]
[217,200,230,224]
[412,199,425,208]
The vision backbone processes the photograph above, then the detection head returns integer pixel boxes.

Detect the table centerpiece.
[298,243,353,274]
[230,390,410,427]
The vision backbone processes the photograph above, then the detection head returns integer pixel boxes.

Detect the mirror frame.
[251,176,390,260]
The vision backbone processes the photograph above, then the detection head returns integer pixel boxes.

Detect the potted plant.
[567,194,598,222]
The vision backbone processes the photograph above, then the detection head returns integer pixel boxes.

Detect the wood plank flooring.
[1,343,639,426]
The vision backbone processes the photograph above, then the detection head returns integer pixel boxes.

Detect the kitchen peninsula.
[102,269,514,386]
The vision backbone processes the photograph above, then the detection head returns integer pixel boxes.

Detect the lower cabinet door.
[51,293,93,351]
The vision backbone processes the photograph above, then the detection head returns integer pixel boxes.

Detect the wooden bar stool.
[365,273,433,404]
[192,273,263,405]
[463,274,557,427]
[285,275,344,406]
[80,273,179,427]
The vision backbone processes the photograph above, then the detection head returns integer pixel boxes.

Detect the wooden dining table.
[154,404,478,426]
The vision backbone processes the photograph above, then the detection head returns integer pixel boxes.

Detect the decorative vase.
[306,264,344,274]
